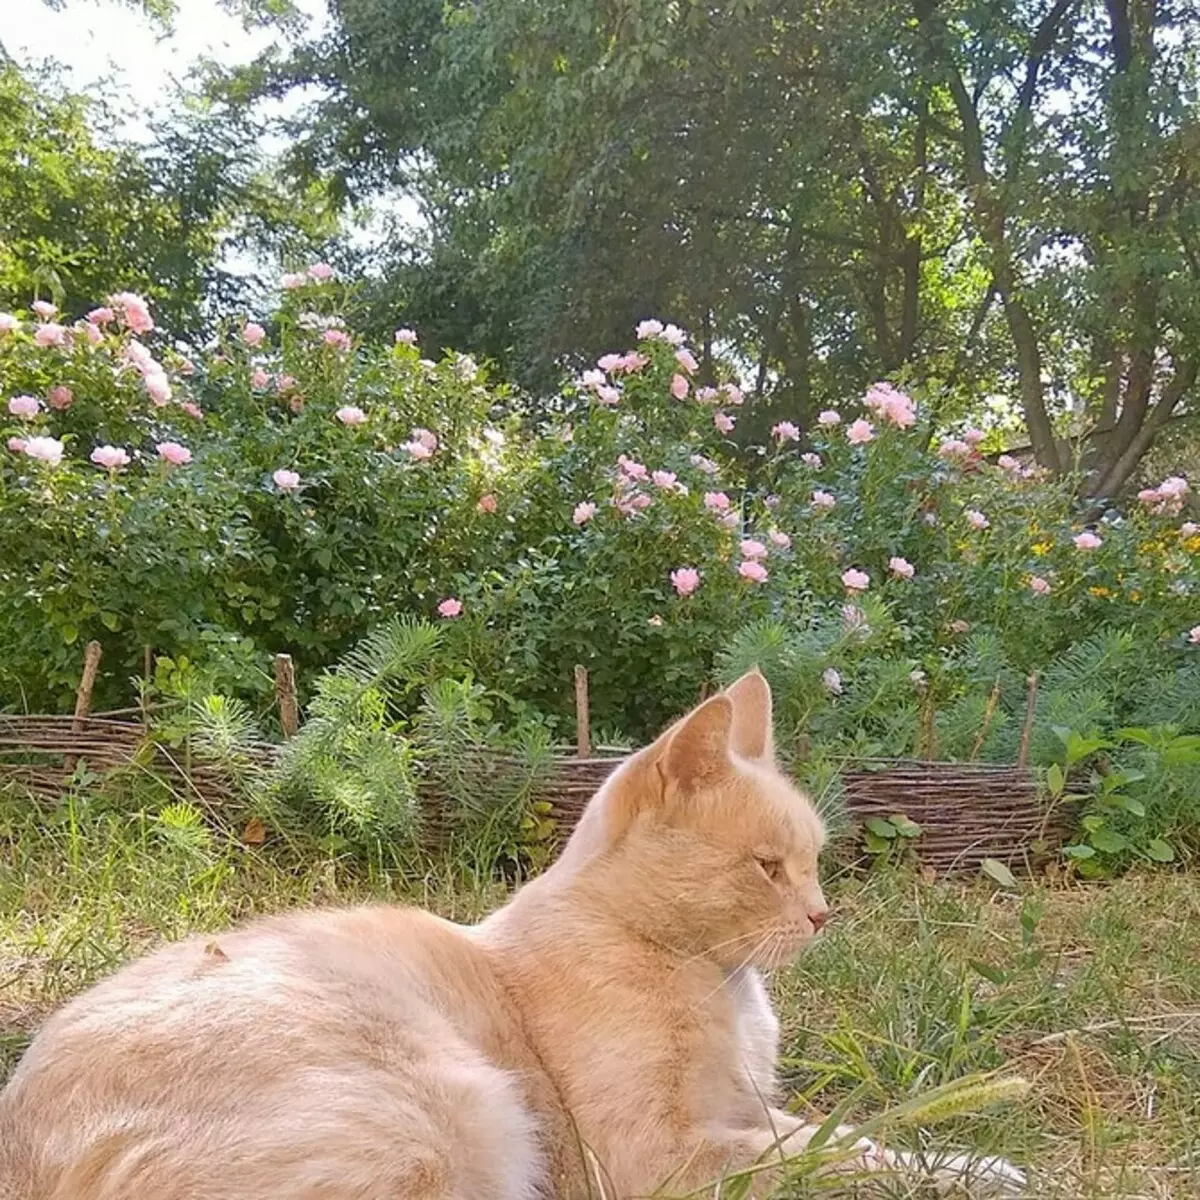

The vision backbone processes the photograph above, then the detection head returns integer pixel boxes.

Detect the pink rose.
[651,470,678,490]
[414,428,437,452]
[965,509,990,530]
[109,292,154,334]
[801,452,821,468]
[846,418,875,445]
[476,494,498,513]
[888,556,915,580]
[144,372,172,406]
[180,401,204,420]
[595,385,620,405]
[47,385,74,410]
[670,373,690,400]
[675,348,698,374]
[32,300,57,318]
[812,489,836,510]
[714,411,736,434]
[308,262,334,280]
[1188,626,1200,645]
[273,468,301,491]
[276,374,298,393]
[437,597,463,618]
[573,501,597,525]
[769,530,791,549]
[723,383,743,406]
[939,438,971,460]
[950,619,971,634]
[670,566,701,596]
[403,441,434,461]
[251,369,272,390]
[1074,531,1102,550]
[34,323,67,348]
[997,454,1020,472]
[87,306,114,325]
[22,436,64,466]
[1029,576,1052,595]
[617,351,648,373]
[738,560,769,583]
[817,409,841,426]
[80,321,103,346]
[964,427,986,446]
[335,405,367,426]
[739,539,768,560]
[395,327,418,345]
[695,386,719,405]
[1181,522,1199,538]
[581,368,606,390]
[282,272,308,289]
[0,313,19,333]
[691,454,719,476]
[636,318,664,339]
[704,491,731,511]
[618,455,648,481]
[91,445,131,470]
[8,436,28,452]
[156,441,192,465]
[661,323,686,347]
[842,568,870,592]
[771,421,800,443]
[864,382,916,429]
[242,322,266,347]
[8,395,40,419]
[597,353,623,371]
[322,329,351,351]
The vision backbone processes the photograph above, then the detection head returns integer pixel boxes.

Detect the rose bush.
[3,283,1199,766]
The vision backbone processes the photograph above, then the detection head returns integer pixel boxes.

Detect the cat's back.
[0,905,549,1200]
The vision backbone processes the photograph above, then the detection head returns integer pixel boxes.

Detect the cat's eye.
[755,856,786,883]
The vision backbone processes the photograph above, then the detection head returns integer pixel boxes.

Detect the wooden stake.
[72,641,103,733]
[274,654,299,738]
[1017,672,1040,769]
[574,665,590,758]
[970,678,1002,762]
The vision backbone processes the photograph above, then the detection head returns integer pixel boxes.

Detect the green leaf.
[1146,838,1176,863]
[968,958,1006,985]
[865,816,898,839]
[99,611,121,631]
[863,831,892,854]
[1089,828,1127,854]
[889,813,922,838]
[1064,843,1096,859]
[980,858,1017,889]
[1045,762,1065,798]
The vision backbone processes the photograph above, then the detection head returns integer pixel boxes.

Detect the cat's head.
[572,670,829,969]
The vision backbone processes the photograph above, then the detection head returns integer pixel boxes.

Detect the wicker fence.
[0,648,1066,874]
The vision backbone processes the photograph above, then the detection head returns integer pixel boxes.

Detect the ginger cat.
[0,671,1022,1198]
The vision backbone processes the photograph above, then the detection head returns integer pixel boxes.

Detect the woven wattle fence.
[0,651,1066,873]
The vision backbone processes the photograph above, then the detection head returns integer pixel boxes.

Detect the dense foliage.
[226,0,1200,496]
[4,284,1200,869]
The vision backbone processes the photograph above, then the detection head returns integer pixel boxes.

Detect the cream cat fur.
[0,671,1022,1198]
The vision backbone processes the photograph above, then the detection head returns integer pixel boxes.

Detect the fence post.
[574,664,590,758]
[274,654,299,738]
[72,641,103,733]
[1017,672,1039,769]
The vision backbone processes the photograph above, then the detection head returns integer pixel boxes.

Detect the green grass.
[2,790,1198,1197]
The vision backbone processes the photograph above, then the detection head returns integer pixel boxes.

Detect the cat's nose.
[809,909,831,932]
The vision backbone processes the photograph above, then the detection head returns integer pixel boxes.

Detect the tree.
[226,0,1200,490]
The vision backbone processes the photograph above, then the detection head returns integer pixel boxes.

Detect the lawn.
[1,797,1197,1197]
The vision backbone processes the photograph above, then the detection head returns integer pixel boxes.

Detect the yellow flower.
[1130,590,1142,602]
[1031,540,1052,556]
[1185,535,1200,554]
[1088,586,1112,598]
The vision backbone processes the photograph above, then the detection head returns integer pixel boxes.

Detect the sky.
[8,0,325,141]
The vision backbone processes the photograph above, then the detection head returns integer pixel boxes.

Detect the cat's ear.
[724,668,774,761]
[661,693,735,790]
